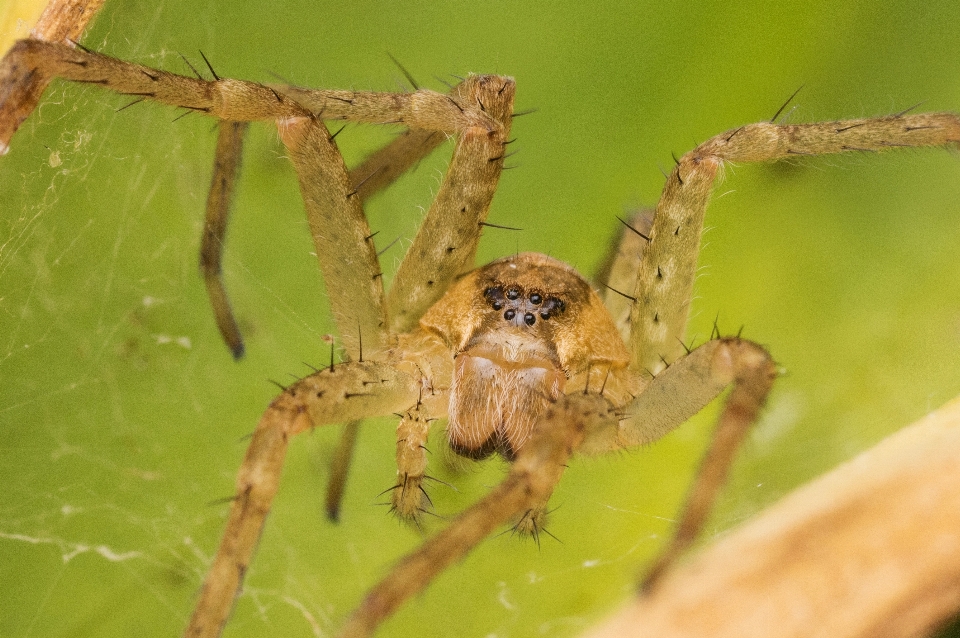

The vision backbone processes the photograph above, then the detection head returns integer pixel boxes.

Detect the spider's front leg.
[627,110,960,375]
[0,0,106,155]
[185,359,421,638]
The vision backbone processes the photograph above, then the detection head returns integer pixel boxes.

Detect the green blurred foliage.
[1,1,959,637]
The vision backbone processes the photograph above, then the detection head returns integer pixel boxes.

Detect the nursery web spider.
[2,36,958,638]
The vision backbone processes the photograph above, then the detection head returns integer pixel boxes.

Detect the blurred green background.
[2,1,960,637]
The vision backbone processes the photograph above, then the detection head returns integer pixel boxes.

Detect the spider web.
[3,2,960,638]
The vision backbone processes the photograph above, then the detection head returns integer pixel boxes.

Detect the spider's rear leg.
[185,360,420,638]
[200,121,249,359]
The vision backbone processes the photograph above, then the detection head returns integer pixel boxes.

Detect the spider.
[3,32,960,638]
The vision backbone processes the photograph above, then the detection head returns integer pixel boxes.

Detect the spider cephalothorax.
[420,252,630,459]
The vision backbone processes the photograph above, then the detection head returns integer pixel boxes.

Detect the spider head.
[419,253,629,459]
[421,252,629,372]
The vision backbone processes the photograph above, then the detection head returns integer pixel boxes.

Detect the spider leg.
[580,337,777,589]
[1,40,487,131]
[391,402,432,522]
[385,74,516,332]
[278,78,504,131]
[324,419,361,522]
[347,128,447,202]
[337,392,619,638]
[184,360,420,638]
[0,40,311,125]
[0,2,105,153]
[278,115,389,356]
[200,121,249,359]
[629,111,960,374]
[595,208,654,343]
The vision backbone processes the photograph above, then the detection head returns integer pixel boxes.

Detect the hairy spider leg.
[628,112,960,376]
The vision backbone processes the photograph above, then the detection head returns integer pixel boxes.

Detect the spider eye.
[541,296,566,316]
[504,309,516,320]
[524,313,536,326]
[506,288,520,300]
[529,293,542,305]
[485,286,505,310]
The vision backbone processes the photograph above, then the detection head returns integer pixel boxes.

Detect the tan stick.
[0,0,105,152]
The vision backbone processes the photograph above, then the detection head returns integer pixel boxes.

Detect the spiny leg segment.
[200,120,249,358]
[628,111,960,375]
[390,402,433,522]
[185,361,420,638]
